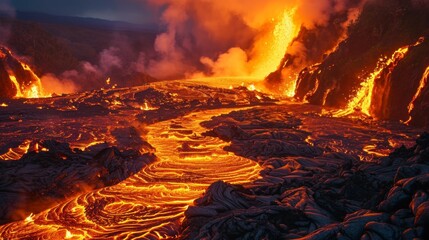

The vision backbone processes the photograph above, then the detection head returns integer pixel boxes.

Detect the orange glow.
[250,8,299,78]
[304,79,319,102]
[304,135,314,146]
[0,108,262,238]
[3,48,50,99]
[334,39,423,117]
[20,63,49,98]
[196,8,300,87]
[247,84,256,91]
[322,87,334,106]
[0,140,31,161]
[24,213,34,223]
[363,144,389,157]
[9,75,24,97]
[111,100,123,106]
[65,230,73,239]
[140,102,158,111]
[284,73,298,97]
[0,103,8,107]
[405,66,429,124]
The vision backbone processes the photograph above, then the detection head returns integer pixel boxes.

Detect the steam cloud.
[144,0,366,80]
[40,47,124,95]
[42,35,153,95]
[2,0,367,95]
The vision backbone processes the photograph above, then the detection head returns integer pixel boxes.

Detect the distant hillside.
[0,12,158,91]
[4,18,79,76]
[3,12,158,74]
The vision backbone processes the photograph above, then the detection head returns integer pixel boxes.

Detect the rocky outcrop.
[0,46,40,98]
[265,0,364,93]
[0,140,156,224]
[270,0,429,127]
[181,108,429,239]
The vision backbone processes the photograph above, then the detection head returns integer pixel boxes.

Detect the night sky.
[8,0,159,24]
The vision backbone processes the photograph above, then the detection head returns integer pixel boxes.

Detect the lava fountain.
[248,8,299,78]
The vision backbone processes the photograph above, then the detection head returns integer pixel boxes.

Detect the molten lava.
[405,66,429,124]
[250,8,299,78]
[0,108,262,239]
[0,140,32,161]
[1,47,49,99]
[196,7,300,89]
[12,63,48,99]
[304,78,319,102]
[334,39,424,118]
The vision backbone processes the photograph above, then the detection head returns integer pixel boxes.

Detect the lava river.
[0,108,262,239]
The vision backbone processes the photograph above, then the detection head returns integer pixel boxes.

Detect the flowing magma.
[0,108,262,239]
[0,47,49,99]
[333,38,425,118]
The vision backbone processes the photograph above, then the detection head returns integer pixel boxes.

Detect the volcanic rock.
[0,46,40,98]
[181,106,429,239]
[271,0,429,128]
[0,140,156,224]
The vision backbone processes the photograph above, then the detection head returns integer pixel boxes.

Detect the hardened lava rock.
[181,107,429,240]
[0,140,156,224]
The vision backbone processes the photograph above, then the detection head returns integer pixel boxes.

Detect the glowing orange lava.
[334,39,424,118]
[0,108,262,239]
[140,102,158,111]
[0,140,31,161]
[250,8,299,78]
[284,74,299,98]
[196,8,300,90]
[20,63,49,98]
[2,48,50,99]
[8,75,24,97]
[304,79,319,102]
[404,66,429,124]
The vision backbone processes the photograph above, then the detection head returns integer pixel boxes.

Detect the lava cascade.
[334,38,424,118]
[405,66,429,124]
[288,0,429,127]
[0,47,48,98]
[265,0,364,95]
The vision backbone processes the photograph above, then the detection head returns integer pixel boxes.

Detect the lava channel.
[0,108,262,239]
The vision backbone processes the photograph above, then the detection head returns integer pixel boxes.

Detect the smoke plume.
[144,0,366,80]
[41,34,155,95]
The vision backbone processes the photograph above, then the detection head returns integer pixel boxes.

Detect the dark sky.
[8,0,160,24]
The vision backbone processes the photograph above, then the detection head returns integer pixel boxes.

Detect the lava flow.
[1,0,429,239]
[334,38,424,118]
[0,47,49,99]
[0,140,31,161]
[0,108,262,239]
[405,66,429,124]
